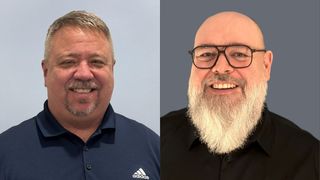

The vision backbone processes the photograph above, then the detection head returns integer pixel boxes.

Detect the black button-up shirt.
[161,107,319,180]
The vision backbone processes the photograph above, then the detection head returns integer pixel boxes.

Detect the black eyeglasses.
[188,44,266,69]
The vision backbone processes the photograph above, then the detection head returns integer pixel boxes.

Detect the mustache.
[66,80,99,89]
[203,74,246,87]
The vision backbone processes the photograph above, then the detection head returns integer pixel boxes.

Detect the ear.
[112,59,116,71]
[41,60,48,87]
[263,50,273,81]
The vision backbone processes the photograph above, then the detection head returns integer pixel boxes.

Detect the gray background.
[161,0,320,139]
[0,0,160,134]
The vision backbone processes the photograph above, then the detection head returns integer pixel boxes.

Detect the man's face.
[188,12,273,153]
[189,13,272,107]
[42,26,114,121]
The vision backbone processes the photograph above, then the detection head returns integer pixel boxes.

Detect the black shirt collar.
[253,106,274,156]
[186,106,274,156]
[36,100,116,138]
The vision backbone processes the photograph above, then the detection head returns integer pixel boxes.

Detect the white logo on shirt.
[132,168,150,179]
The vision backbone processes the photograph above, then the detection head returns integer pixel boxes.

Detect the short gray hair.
[44,10,113,60]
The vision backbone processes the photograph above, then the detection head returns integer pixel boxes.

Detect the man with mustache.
[0,11,159,180]
[161,11,319,179]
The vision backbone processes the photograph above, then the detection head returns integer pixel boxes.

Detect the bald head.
[195,11,265,49]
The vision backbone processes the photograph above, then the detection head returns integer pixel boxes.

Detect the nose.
[73,61,94,80]
[210,53,234,74]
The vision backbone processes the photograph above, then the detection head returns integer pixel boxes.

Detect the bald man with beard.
[161,11,319,180]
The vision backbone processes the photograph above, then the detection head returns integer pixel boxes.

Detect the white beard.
[187,76,267,154]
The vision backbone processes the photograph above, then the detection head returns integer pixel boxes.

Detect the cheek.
[46,69,73,91]
[189,67,209,88]
[240,67,267,88]
[96,70,114,92]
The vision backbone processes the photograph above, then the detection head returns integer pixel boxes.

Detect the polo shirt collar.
[92,104,116,134]
[36,100,116,138]
[186,105,274,156]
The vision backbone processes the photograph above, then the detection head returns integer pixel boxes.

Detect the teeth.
[72,88,92,93]
[212,83,236,89]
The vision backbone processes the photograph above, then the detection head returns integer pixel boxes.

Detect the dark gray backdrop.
[160,0,320,139]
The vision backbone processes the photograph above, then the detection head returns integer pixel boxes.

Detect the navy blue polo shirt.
[0,101,159,180]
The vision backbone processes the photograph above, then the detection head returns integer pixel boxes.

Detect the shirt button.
[86,163,92,170]
[225,155,232,162]
[83,146,89,151]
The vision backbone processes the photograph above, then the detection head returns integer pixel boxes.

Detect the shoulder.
[267,110,319,157]
[161,108,188,135]
[161,108,190,146]
[113,113,160,169]
[115,113,158,137]
[161,107,188,120]
[0,117,37,144]
[266,110,319,178]
[114,112,159,148]
[268,111,318,144]
[0,117,38,162]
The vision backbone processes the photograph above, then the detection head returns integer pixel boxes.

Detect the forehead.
[194,13,264,48]
[47,26,112,61]
[51,26,108,44]
[50,26,112,54]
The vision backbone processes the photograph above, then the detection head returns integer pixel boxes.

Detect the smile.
[70,88,96,93]
[211,83,238,90]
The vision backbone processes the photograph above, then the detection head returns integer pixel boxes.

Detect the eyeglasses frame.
[188,44,267,69]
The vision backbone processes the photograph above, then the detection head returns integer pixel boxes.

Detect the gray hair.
[44,10,114,60]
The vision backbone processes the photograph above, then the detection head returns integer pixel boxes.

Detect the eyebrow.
[58,52,109,60]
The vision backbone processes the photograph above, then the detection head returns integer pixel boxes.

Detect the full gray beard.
[187,79,267,154]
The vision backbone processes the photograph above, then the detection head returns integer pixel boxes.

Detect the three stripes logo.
[132,168,150,179]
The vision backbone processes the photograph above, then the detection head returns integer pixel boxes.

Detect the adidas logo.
[132,168,150,179]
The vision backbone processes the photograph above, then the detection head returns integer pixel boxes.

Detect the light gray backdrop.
[160,0,320,139]
[0,0,160,134]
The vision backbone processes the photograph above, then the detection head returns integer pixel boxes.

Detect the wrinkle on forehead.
[195,11,265,49]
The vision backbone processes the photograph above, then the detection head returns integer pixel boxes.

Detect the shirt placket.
[219,155,232,180]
